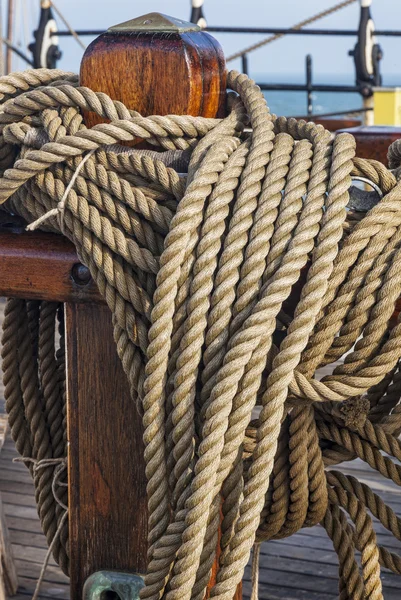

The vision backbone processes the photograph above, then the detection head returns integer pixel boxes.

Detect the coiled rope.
[2,68,401,600]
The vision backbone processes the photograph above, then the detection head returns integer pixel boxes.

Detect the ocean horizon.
[250,71,401,118]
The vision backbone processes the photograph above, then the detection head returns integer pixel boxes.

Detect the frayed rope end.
[26,148,96,232]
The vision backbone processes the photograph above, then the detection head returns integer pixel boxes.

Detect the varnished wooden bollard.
[67,12,241,600]
[80,13,227,127]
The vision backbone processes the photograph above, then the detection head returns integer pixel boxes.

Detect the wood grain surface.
[0,231,101,304]
[80,30,226,129]
[66,303,148,600]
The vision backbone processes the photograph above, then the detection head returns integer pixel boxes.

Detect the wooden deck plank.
[271,529,401,554]
[12,577,68,599]
[242,581,339,600]
[255,550,401,589]
[2,426,401,599]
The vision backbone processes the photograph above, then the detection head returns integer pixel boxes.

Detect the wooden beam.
[66,302,148,600]
[0,231,102,304]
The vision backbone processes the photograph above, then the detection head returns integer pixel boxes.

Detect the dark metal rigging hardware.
[29,1,61,69]
[349,0,382,98]
[241,53,248,76]
[257,83,360,93]
[306,54,313,116]
[54,27,401,37]
[190,0,207,28]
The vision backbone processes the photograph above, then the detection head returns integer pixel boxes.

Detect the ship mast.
[6,0,14,73]
[0,1,3,76]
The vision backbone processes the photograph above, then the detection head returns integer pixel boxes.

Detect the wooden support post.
[66,303,148,599]
[66,12,241,600]
[79,13,226,127]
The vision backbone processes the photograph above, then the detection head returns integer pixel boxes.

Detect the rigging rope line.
[49,0,85,51]
[226,0,358,63]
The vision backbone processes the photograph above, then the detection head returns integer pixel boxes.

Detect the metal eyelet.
[348,176,383,212]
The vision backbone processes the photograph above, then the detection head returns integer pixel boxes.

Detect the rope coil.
[1,68,401,600]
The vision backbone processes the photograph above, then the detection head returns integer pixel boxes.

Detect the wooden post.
[66,303,148,599]
[79,13,226,126]
[66,12,242,600]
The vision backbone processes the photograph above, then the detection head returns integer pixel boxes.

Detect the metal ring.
[351,176,383,199]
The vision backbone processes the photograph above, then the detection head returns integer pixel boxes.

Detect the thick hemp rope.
[2,68,401,600]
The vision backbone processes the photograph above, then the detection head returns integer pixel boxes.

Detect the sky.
[6,0,401,84]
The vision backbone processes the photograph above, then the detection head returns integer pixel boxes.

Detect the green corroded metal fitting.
[83,571,145,600]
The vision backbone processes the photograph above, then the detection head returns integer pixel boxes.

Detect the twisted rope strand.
[2,68,401,599]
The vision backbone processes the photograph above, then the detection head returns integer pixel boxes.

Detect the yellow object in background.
[373,88,401,126]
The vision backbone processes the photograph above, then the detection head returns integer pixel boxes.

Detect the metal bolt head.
[71,263,92,286]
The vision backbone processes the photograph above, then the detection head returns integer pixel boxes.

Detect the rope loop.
[1,68,401,600]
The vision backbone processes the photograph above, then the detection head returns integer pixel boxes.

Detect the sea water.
[254,72,401,117]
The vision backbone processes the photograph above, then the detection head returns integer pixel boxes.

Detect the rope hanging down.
[2,68,401,600]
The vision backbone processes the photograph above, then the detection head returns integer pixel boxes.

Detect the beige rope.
[250,543,261,600]
[14,457,68,600]
[1,67,401,599]
[26,148,96,231]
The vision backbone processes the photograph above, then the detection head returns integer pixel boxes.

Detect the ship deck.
[1,420,401,600]
[1,432,69,600]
